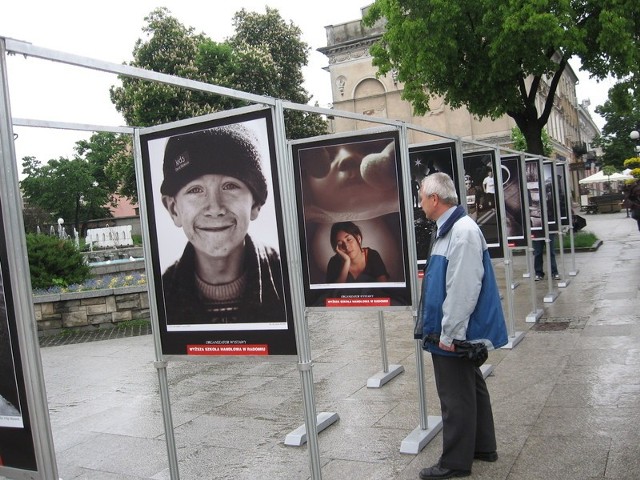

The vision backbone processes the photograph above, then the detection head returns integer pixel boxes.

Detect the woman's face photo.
[334,230,361,258]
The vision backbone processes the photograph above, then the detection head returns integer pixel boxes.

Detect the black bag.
[423,334,489,367]
[452,340,489,368]
[572,214,587,232]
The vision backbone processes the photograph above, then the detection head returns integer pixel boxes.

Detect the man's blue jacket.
[419,205,508,356]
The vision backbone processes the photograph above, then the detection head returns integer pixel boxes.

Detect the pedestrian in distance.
[533,233,560,281]
[417,172,508,480]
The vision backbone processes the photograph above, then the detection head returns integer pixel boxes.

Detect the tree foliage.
[511,127,553,157]
[365,0,640,155]
[110,7,327,138]
[594,80,640,170]
[20,152,112,234]
[75,132,137,203]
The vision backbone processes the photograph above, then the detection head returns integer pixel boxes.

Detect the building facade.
[319,6,594,198]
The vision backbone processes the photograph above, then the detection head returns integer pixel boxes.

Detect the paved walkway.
[16,211,640,480]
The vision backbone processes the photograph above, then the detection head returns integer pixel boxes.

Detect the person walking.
[623,179,640,231]
[417,172,508,480]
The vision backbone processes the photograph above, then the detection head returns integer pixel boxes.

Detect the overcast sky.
[1,0,615,167]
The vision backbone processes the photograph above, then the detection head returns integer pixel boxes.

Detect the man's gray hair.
[421,172,458,206]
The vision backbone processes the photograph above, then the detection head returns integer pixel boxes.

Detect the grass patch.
[116,319,151,329]
[556,231,599,249]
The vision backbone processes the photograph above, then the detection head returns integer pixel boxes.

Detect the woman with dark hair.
[326,222,390,283]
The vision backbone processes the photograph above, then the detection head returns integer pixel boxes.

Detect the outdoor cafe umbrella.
[579,170,633,184]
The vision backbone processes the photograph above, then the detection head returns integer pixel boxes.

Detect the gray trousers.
[432,354,497,471]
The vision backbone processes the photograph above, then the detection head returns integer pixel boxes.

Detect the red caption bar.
[325,298,391,307]
[186,344,269,356]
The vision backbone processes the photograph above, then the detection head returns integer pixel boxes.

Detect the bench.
[585,194,624,214]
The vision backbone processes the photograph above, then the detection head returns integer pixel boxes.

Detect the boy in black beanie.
[160,123,285,325]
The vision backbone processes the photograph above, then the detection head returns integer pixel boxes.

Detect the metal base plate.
[284,411,340,447]
[367,364,404,388]
[400,416,443,454]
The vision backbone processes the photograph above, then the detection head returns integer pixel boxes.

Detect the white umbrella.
[579,170,633,184]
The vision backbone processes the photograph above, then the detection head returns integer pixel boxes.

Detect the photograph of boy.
[158,122,286,326]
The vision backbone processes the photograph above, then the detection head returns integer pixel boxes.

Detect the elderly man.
[417,172,508,480]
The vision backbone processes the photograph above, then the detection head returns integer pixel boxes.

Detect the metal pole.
[378,311,389,372]
[494,150,517,338]
[132,130,180,480]
[272,101,322,479]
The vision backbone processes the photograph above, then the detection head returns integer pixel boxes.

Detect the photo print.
[292,130,412,308]
[408,141,459,266]
[462,150,503,255]
[500,155,528,247]
[139,107,296,356]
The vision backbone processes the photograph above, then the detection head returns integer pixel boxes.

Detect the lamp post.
[631,130,640,155]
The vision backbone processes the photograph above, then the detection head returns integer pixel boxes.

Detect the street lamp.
[631,130,640,155]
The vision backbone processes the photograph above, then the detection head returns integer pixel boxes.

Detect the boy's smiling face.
[163,174,260,259]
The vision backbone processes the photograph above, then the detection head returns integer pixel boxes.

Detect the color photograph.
[292,131,412,308]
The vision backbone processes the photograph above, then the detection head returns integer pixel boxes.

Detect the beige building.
[319,6,587,194]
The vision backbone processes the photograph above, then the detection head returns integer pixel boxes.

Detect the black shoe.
[419,464,471,479]
[474,451,498,462]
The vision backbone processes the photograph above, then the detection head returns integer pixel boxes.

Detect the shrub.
[26,234,91,289]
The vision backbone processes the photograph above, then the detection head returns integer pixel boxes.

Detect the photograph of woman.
[326,222,390,283]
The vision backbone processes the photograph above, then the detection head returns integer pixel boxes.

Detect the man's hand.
[438,341,456,352]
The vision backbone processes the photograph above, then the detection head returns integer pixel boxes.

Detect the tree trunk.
[517,120,545,155]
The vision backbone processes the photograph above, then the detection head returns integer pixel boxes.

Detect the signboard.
[139,108,296,356]
[291,130,412,308]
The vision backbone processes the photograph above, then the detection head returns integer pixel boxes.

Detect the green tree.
[365,0,640,155]
[511,127,553,157]
[20,156,111,234]
[76,132,137,203]
[594,81,640,170]
[110,7,327,138]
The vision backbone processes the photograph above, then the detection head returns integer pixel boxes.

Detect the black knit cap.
[160,124,268,206]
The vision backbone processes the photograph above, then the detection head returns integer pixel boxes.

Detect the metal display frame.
[0,35,552,478]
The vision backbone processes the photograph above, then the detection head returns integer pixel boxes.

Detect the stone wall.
[33,286,149,335]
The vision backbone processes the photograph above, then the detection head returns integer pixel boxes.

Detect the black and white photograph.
[463,151,503,254]
[556,162,570,225]
[408,141,458,266]
[140,108,296,356]
[543,160,559,230]
[526,159,547,238]
[501,155,528,247]
[292,131,412,308]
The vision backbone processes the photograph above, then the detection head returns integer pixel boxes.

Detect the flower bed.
[33,273,149,336]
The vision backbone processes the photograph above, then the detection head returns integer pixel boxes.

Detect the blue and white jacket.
[419,205,508,356]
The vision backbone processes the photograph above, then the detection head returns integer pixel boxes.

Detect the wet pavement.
[18,211,640,479]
